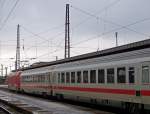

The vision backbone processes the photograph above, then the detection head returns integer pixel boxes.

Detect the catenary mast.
[15,24,20,70]
[65,4,70,58]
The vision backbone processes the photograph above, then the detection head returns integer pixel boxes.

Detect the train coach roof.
[21,38,150,71]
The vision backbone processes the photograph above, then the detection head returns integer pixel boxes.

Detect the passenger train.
[7,39,150,113]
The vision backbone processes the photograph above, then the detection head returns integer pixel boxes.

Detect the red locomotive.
[7,71,21,91]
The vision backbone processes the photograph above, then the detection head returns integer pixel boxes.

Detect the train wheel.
[42,92,47,98]
[50,90,53,96]
[21,89,25,93]
[56,94,64,100]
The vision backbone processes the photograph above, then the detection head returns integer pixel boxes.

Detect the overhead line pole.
[115,32,118,47]
[65,4,70,58]
[15,24,20,70]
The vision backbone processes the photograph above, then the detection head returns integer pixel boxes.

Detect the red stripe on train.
[55,86,136,95]
[21,85,150,96]
[141,90,150,96]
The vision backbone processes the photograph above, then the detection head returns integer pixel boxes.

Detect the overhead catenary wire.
[0,0,20,31]
[71,5,150,38]
[21,25,64,56]
[0,43,98,50]
[0,32,65,61]
[71,5,150,46]
[21,24,65,50]
[32,38,64,60]
[25,31,65,51]
[21,24,65,39]
[21,25,49,42]
[70,0,121,29]
[23,34,65,62]
[20,25,65,61]
[72,18,150,47]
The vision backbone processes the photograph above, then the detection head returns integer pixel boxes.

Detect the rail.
[0,106,12,114]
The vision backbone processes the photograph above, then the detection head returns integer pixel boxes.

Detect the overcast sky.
[0,0,150,72]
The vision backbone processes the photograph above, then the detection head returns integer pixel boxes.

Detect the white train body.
[12,39,150,112]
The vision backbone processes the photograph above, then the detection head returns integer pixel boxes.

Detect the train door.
[122,62,148,114]
[141,62,150,84]
[49,72,54,96]
[140,62,150,104]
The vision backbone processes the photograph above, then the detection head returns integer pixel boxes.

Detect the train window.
[36,75,40,82]
[34,75,36,82]
[98,69,105,83]
[48,73,51,82]
[32,75,33,82]
[29,76,32,82]
[45,73,47,82]
[61,73,65,83]
[83,71,88,83]
[31,75,33,82]
[107,68,114,83]
[71,72,75,83]
[27,76,29,82]
[38,75,40,82]
[41,75,43,82]
[29,75,31,82]
[117,67,126,83]
[66,72,70,83]
[42,75,43,82]
[38,75,42,82]
[39,75,41,82]
[77,71,81,83]
[37,75,38,82]
[32,75,35,82]
[26,76,28,82]
[129,67,135,83]
[42,75,45,82]
[22,76,24,82]
[23,76,26,82]
[58,73,60,83]
[90,70,96,83]
[35,75,37,82]
[142,66,149,83]
[40,75,42,82]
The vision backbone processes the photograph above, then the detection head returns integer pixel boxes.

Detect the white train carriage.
[20,39,150,113]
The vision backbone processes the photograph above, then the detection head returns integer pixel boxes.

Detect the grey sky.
[0,0,150,71]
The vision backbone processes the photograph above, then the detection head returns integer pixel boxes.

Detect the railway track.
[0,89,116,114]
[0,106,12,114]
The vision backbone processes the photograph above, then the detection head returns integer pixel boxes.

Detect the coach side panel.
[52,62,143,106]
